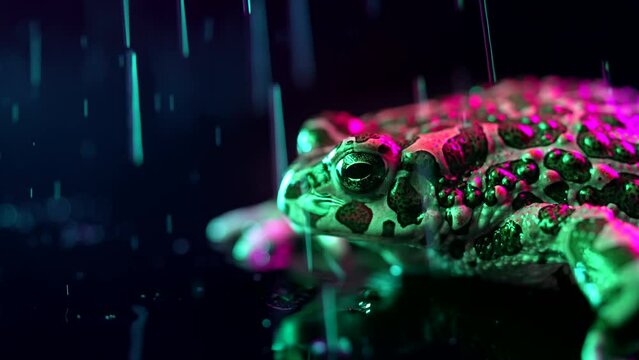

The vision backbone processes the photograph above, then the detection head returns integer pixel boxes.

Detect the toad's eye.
[336,152,386,194]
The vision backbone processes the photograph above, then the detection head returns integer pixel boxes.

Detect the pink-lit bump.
[347,117,366,135]
[596,164,619,181]
[469,94,482,109]
[518,124,535,139]
[527,148,545,161]
[585,103,598,113]
[494,186,509,203]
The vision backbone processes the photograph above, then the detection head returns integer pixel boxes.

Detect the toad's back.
[278,76,639,275]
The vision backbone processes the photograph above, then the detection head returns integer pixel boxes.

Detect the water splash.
[178,0,190,58]
[289,0,316,89]
[478,0,496,84]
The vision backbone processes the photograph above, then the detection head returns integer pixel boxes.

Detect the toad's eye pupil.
[336,151,387,194]
[344,163,372,179]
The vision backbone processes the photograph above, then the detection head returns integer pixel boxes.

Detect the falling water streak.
[122,0,131,48]
[478,0,496,84]
[131,236,139,251]
[29,187,33,199]
[28,21,42,90]
[203,18,214,43]
[54,181,61,200]
[11,103,19,123]
[215,126,221,146]
[126,50,144,167]
[249,0,273,114]
[243,0,252,16]
[178,0,190,58]
[153,93,162,112]
[289,0,316,89]
[601,60,611,85]
[166,214,173,234]
[419,163,435,262]
[169,94,175,112]
[304,212,314,272]
[322,286,338,358]
[80,35,88,49]
[83,98,89,118]
[456,0,465,11]
[365,0,382,19]
[269,83,288,189]
[323,250,345,281]
[129,305,149,360]
[65,284,72,324]
[413,76,427,103]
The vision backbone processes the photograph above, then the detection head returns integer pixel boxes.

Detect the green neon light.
[179,0,190,58]
[123,0,131,48]
[127,51,144,166]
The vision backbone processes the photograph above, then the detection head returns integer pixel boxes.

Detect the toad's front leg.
[554,205,639,359]
[471,203,638,359]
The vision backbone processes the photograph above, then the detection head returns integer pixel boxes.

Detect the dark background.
[0,0,637,359]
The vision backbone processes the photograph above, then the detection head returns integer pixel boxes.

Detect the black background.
[0,0,637,359]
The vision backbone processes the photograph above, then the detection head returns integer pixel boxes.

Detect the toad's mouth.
[296,192,346,216]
